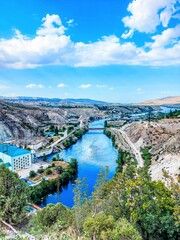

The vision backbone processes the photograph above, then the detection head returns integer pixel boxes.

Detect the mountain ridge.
[137,96,180,106]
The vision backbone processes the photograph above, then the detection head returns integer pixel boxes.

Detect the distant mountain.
[1,96,108,105]
[65,98,107,105]
[138,96,180,106]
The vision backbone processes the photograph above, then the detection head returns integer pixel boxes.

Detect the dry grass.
[31,161,69,181]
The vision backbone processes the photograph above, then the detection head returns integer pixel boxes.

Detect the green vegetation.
[67,126,74,134]
[63,128,87,149]
[83,213,141,240]
[28,163,180,239]
[104,128,115,145]
[42,153,47,162]
[74,128,87,139]
[116,150,132,173]
[1,160,180,239]
[37,168,44,174]
[46,168,52,175]
[29,170,37,178]
[166,109,180,118]
[63,137,76,148]
[140,146,152,167]
[52,155,64,161]
[29,203,72,235]
[29,158,78,204]
[0,164,29,225]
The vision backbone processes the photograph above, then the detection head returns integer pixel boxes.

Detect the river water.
[43,119,118,208]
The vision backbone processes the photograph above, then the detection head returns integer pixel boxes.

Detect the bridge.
[88,127,105,130]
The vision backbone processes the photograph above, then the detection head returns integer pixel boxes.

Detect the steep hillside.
[0,100,104,141]
[0,100,65,140]
[109,119,180,184]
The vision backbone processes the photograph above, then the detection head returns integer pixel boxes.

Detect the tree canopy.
[0,164,29,225]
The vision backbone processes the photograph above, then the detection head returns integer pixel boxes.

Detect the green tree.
[56,166,63,174]
[30,203,71,232]
[111,218,142,240]
[46,168,52,175]
[43,153,47,162]
[0,164,29,225]
[29,170,37,178]
[108,166,179,239]
[83,212,115,239]
[73,178,89,235]
[55,126,59,135]
[37,168,44,174]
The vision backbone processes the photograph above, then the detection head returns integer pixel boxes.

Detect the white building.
[0,144,32,171]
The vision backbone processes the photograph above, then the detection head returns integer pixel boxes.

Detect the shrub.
[37,168,44,174]
[46,169,52,175]
[29,170,37,178]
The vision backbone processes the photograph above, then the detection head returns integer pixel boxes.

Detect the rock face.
[0,100,105,140]
[116,119,180,184]
[0,101,58,140]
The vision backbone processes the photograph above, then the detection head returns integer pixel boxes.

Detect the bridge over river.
[88,127,105,130]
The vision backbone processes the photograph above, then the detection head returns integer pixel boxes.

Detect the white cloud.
[122,0,178,38]
[137,88,142,94]
[57,83,68,88]
[0,14,179,69]
[26,84,44,89]
[37,14,66,36]
[66,19,74,26]
[0,85,9,90]
[79,84,92,89]
[150,24,180,48]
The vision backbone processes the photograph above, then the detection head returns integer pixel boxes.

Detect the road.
[49,129,68,148]
[112,128,144,167]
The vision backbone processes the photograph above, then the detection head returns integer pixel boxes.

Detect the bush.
[30,203,72,231]
[46,169,52,175]
[141,146,152,167]
[29,170,37,178]
[56,166,63,174]
[37,168,44,174]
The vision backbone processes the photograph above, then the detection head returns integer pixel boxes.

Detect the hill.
[138,96,180,106]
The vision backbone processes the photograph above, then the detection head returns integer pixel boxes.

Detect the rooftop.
[0,144,31,157]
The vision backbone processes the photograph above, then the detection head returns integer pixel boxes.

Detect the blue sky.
[0,0,179,103]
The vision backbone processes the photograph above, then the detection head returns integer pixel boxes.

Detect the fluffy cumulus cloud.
[0,8,180,69]
[26,84,44,89]
[79,84,92,89]
[122,0,179,38]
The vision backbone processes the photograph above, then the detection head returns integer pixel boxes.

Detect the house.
[0,144,32,171]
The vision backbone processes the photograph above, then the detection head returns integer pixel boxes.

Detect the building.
[0,144,32,171]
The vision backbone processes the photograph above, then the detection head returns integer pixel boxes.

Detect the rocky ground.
[109,119,180,184]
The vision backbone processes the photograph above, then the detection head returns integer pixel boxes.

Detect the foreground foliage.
[0,164,29,225]
[1,158,180,239]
